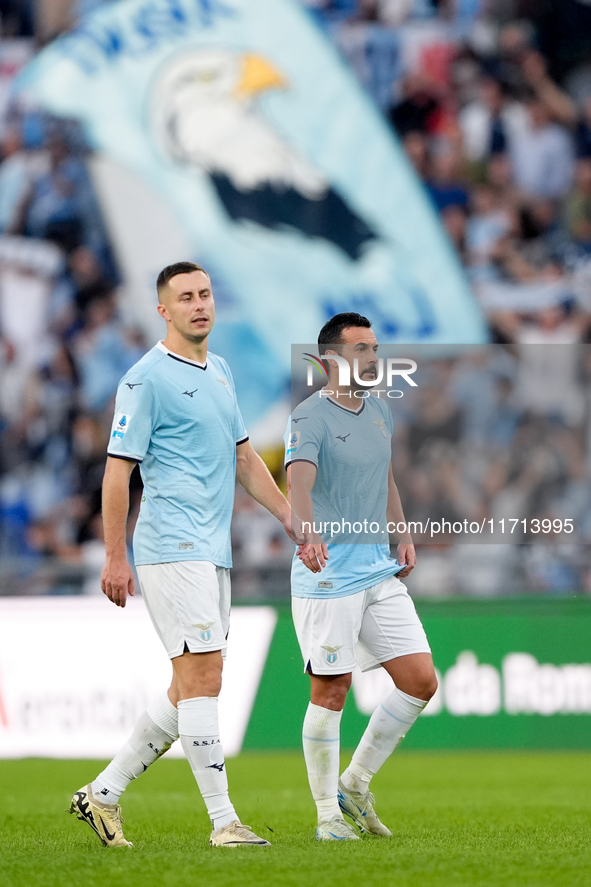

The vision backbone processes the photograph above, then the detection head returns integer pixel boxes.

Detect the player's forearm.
[102,458,134,559]
[289,484,314,527]
[236,446,289,523]
[288,462,317,531]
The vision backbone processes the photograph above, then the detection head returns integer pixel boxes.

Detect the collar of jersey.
[157,341,207,369]
[327,396,365,416]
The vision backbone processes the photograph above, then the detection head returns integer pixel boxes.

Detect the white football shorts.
[136,561,230,659]
[292,575,431,675]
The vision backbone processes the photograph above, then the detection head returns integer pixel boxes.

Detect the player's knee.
[311,674,351,711]
[398,669,438,702]
[325,684,349,710]
[201,668,223,697]
[417,671,438,702]
[178,667,222,698]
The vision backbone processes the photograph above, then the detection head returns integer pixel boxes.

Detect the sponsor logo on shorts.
[179,541,194,550]
[318,580,333,589]
[322,644,342,664]
[194,621,215,641]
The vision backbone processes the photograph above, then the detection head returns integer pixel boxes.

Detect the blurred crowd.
[1,0,591,596]
[390,346,591,596]
[308,0,591,347]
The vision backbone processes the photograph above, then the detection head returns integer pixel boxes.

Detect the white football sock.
[341,687,427,794]
[302,703,343,822]
[178,696,236,831]
[92,691,179,804]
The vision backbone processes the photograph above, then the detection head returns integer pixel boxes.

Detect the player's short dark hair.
[156,261,208,293]
[317,312,372,348]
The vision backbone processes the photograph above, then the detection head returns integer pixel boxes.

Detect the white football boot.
[69,784,132,847]
[315,816,360,841]
[210,820,271,847]
[338,779,392,837]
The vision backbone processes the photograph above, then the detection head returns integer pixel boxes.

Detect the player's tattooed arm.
[387,465,416,578]
[101,456,137,608]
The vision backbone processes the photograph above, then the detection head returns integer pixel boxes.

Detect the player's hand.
[396,542,416,578]
[283,510,306,545]
[296,541,329,573]
[101,556,135,608]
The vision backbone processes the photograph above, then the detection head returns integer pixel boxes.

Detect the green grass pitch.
[1,751,590,887]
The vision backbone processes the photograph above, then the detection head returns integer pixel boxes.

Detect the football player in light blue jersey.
[286,313,438,842]
[70,262,294,849]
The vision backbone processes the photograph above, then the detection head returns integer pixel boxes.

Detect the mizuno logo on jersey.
[183,388,198,397]
[336,433,350,443]
[125,382,142,390]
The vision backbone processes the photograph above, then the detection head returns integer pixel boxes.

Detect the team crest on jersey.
[112,413,131,440]
[321,644,342,664]
[373,419,388,438]
[217,377,233,397]
[194,621,215,641]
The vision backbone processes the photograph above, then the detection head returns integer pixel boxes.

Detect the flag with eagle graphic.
[17,0,486,422]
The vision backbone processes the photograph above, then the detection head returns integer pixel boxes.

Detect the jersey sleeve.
[284,407,324,469]
[220,358,248,444]
[235,402,248,445]
[107,376,158,463]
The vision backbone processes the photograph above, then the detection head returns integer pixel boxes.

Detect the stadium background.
[1,0,591,765]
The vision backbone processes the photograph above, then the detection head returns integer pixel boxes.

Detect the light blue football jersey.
[285,392,403,598]
[108,342,247,567]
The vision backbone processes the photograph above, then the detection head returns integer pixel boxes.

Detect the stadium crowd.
[1,0,591,596]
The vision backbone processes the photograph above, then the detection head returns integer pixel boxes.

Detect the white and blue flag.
[18,0,486,423]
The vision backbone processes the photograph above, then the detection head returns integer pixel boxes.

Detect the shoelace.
[228,822,254,835]
[95,799,125,824]
[101,805,125,826]
[325,818,356,836]
[352,791,375,815]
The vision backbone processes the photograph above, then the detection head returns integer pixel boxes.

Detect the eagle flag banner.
[18,0,486,423]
